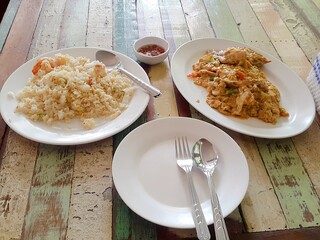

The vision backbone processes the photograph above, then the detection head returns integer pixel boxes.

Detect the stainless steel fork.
[175,136,211,240]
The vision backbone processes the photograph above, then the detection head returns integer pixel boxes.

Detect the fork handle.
[207,174,230,240]
[186,171,211,240]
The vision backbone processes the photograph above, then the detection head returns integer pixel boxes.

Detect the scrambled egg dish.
[187,47,288,124]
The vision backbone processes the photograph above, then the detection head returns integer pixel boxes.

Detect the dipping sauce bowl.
[133,36,169,65]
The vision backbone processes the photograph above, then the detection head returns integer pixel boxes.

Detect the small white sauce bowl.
[133,36,169,65]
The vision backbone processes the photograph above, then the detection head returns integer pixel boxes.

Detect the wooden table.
[0,0,320,239]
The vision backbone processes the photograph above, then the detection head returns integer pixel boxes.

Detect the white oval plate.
[171,38,315,138]
[0,47,150,145]
[112,117,249,229]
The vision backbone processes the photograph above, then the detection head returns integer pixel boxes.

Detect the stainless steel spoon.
[96,50,162,97]
[192,138,230,240]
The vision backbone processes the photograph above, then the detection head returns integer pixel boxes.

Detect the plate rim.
[112,116,249,228]
[171,37,315,139]
[0,47,150,145]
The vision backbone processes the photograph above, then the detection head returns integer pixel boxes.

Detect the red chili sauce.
[137,44,165,56]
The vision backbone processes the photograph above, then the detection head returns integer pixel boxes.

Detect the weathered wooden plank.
[269,0,320,62]
[156,3,198,238]
[226,0,278,56]
[0,132,38,239]
[203,0,243,42]
[225,0,289,231]
[28,0,67,58]
[22,145,75,239]
[0,0,43,143]
[112,1,155,239]
[222,127,288,232]
[271,1,320,201]
[230,227,320,240]
[86,0,113,49]
[58,0,90,48]
[112,188,130,240]
[112,114,149,240]
[312,0,320,9]
[67,140,113,240]
[22,1,93,239]
[181,0,215,39]
[0,0,43,88]
[0,0,43,239]
[65,1,114,239]
[181,0,288,232]
[256,138,320,228]
[0,0,21,52]
[137,0,179,119]
[113,0,138,58]
[159,0,191,118]
[247,0,320,229]
[291,122,320,197]
[248,0,311,80]
[291,0,320,37]
[168,2,248,233]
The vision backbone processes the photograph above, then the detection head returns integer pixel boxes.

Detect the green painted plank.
[291,0,320,37]
[256,138,320,228]
[226,0,278,56]
[113,190,131,240]
[22,144,75,239]
[0,0,22,52]
[203,0,243,42]
[113,0,138,58]
[269,0,320,62]
[112,1,155,240]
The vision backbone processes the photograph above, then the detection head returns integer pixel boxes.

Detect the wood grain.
[22,145,75,239]
[0,132,38,239]
[159,0,191,117]
[269,0,320,62]
[248,0,311,79]
[0,0,21,52]
[0,0,43,143]
[181,0,215,39]
[86,0,113,49]
[58,0,90,48]
[0,0,319,239]
[225,0,289,231]
[28,0,66,58]
[203,0,243,42]
[137,0,179,118]
[67,140,113,240]
[257,138,320,228]
[66,1,114,239]
[112,1,154,239]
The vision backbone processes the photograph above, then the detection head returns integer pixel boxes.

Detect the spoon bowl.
[96,50,161,97]
[192,138,219,173]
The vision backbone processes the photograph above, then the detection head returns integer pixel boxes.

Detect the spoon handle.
[119,67,162,97]
[186,171,211,240]
[207,174,230,240]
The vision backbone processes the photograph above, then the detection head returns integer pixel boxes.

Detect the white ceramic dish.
[171,38,315,139]
[112,117,249,229]
[133,36,169,65]
[0,47,150,145]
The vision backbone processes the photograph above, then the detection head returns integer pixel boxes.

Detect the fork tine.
[182,136,191,158]
[175,136,190,159]
[175,137,182,158]
[175,137,178,158]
